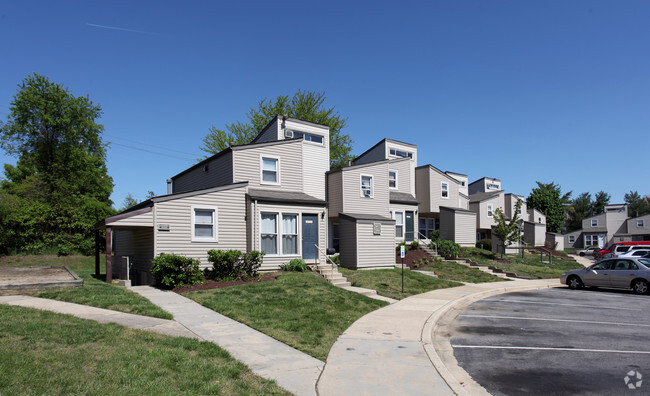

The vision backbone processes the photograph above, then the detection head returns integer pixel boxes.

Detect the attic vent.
[284,130,294,138]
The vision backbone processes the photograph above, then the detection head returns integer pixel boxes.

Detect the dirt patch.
[173,272,281,294]
[395,249,434,270]
[0,266,83,294]
[494,258,511,264]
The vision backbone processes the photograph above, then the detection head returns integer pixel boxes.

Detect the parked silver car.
[578,247,601,257]
[561,258,650,295]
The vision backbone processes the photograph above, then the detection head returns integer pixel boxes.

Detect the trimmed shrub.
[429,230,440,242]
[437,240,461,259]
[207,249,264,280]
[329,254,340,264]
[410,241,420,250]
[396,241,407,251]
[280,259,310,272]
[475,238,492,251]
[151,253,204,288]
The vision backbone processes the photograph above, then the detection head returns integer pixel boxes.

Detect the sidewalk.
[316,278,561,396]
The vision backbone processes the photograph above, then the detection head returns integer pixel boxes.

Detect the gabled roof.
[353,138,416,164]
[415,164,461,184]
[389,192,418,205]
[327,158,391,175]
[340,213,394,222]
[440,206,476,214]
[469,190,503,203]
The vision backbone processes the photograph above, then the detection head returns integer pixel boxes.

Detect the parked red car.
[596,241,650,259]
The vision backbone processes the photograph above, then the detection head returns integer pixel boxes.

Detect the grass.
[460,247,583,279]
[0,304,287,395]
[418,260,506,283]
[339,267,462,300]
[0,255,172,319]
[185,271,387,361]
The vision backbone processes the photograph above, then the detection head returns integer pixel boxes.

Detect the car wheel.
[567,276,584,290]
[579,252,585,257]
[632,279,649,295]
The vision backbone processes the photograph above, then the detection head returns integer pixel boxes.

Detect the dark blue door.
[302,215,319,260]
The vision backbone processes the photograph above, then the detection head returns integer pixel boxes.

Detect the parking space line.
[488,299,642,311]
[460,314,650,327]
[452,345,650,354]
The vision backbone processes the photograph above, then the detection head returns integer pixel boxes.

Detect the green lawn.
[460,247,583,279]
[185,272,387,361]
[418,260,506,283]
[0,255,172,319]
[339,267,462,300]
[0,304,287,395]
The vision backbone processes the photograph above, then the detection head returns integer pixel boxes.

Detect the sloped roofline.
[353,138,417,164]
[415,164,461,184]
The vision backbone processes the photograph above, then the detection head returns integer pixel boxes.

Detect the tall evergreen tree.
[625,190,650,217]
[593,191,611,214]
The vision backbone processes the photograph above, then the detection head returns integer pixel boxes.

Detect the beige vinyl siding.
[354,141,386,165]
[385,141,417,195]
[254,118,280,143]
[107,210,153,227]
[524,222,546,246]
[454,211,477,246]
[250,202,327,271]
[302,141,328,200]
[232,140,303,191]
[471,194,504,230]
[154,187,248,268]
[113,227,154,276]
[338,217,358,269]
[415,167,431,214]
[173,152,233,194]
[459,195,469,210]
[627,214,650,235]
[356,221,396,269]
[389,159,412,195]
[341,163,390,214]
[327,171,343,217]
[428,169,460,213]
[527,208,546,224]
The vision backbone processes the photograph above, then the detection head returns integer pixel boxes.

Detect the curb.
[421,281,561,395]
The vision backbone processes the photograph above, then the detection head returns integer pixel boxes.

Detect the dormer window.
[441,182,449,198]
[637,220,644,228]
[487,204,493,217]
[591,219,598,227]
[292,131,323,144]
[487,183,499,190]
[389,148,413,159]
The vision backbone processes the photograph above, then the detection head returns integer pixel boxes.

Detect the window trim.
[441,181,449,199]
[292,131,324,145]
[568,235,575,243]
[260,211,304,257]
[360,174,374,198]
[388,170,398,190]
[281,213,299,256]
[388,147,413,159]
[591,219,598,227]
[260,155,280,185]
[487,204,493,217]
[191,206,218,242]
[487,183,500,190]
[638,220,645,228]
[391,210,404,239]
[260,212,279,256]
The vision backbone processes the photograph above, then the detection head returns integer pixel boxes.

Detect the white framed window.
[591,219,598,227]
[260,156,279,185]
[391,211,404,238]
[261,213,278,255]
[638,220,645,228]
[191,206,218,242]
[293,131,324,144]
[460,181,466,186]
[585,234,599,246]
[568,235,575,243]
[388,170,397,189]
[282,214,298,255]
[487,183,499,190]
[361,174,373,198]
[389,148,413,158]
[487,204,493,217]
[441,182,449,198]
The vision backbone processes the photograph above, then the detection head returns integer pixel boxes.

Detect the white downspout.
[254,199,258,251]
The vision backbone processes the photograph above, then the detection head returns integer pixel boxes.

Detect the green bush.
[429,230,440,242]
[396,242,407,251]
[475,238,492,251]
[206,249,264,280]
[280,259,310,272]
[151,253,204,288]
[437,240,461,259]
[329,254,340,264]
[410,241,420,250]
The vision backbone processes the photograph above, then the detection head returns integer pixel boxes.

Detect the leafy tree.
[527,181,571,233]
[493,199,523,255]
[625,190,650,217]
[566,192,593,231]
[120,193,140,211]
[593,191,611,214]
[0,73,114,255]
[200,90,353,169]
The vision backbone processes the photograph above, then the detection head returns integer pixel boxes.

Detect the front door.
[302,214,319,260]
[405,211,414,242]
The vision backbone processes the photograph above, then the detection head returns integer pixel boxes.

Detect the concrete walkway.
[317,278,562,396]
[130,286,323,396]
[569,253,595,267]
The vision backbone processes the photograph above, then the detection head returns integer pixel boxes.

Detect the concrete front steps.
[446,258,525,280]
[314,264,351,287]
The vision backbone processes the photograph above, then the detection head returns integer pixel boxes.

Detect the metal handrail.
[314,244,339,273]
[417,231,437,255]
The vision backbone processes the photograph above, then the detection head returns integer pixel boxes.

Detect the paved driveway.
[450,287,650,395]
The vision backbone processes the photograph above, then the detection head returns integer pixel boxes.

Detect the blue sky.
[1,0,648,208]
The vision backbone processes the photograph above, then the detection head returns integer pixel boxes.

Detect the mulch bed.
[395,249,433,270]
[173,272,280,294]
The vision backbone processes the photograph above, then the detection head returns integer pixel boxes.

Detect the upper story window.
[389,148,413,159]
[261,157,279,184]
[192,207,217,242]
[638,220,645,228]
[568,235,575,243]
[388,171,397,189]
[441,182,449,198]
[460,181,466,186]
[591,219,598,227]
[292,131,323,144]
[361,175,373,198]
[487,183,500,190]
[487,204,494,217]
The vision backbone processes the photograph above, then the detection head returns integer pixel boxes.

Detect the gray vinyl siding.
[390,203,418,243]
[627,214,650,235]
[354,141,386,165]
[415,167,431,214]
[154,187,248,268]
[564,230,583,248]
[232,140,303,191]
[327,172,343,217]
[341,163,390,215]
[524,222,546,246]
[303,142,328,200]
[107,211,153,227]
[546,233,565,251]
[439,209,454,241]
[454,211,477,246]
[250,202,327,271]
[471,194,504,230]
[356,221,396,269]
[338,217,358,269]
[173,151,233,193]
[389,159,412,196]
[527,208,546,224]
[254,118,280,143]
[428,170,460,213]
[113,227,154,281]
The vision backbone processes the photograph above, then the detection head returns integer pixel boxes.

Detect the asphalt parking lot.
[451,287,650,395]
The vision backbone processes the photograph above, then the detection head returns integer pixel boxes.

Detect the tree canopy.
[526,181,571,233]
[625,190,650,217]
[566,192,593,232]
[592,191,611,215]
[200,90,353,169]
[0,73,114,255]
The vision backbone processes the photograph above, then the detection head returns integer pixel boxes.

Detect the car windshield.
[638,259,650,269]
